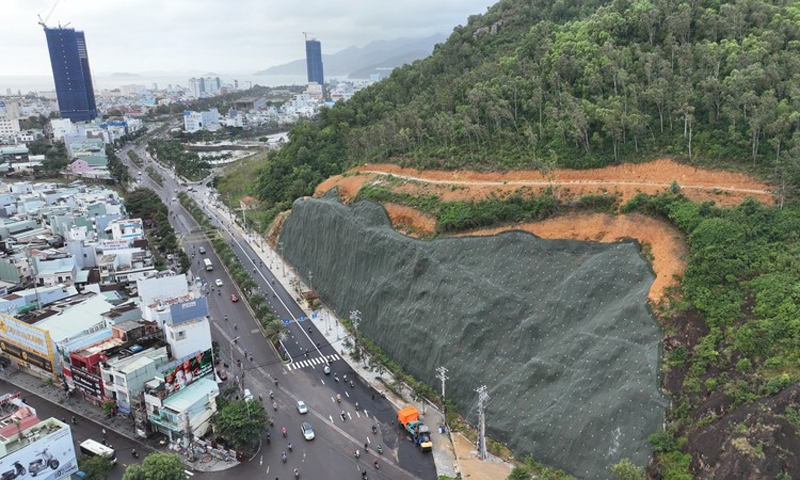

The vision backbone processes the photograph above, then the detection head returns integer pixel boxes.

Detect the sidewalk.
[1,370,238,473]
[206,199,473,478]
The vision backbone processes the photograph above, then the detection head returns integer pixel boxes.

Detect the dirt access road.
[316,158,775,304]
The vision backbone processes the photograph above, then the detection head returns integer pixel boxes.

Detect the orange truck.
[397,406,433,452]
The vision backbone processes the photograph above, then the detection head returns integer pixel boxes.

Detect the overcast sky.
[2,0,493,76]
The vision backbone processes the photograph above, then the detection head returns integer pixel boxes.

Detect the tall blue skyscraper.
[44,27,97,122]
[305,39,324,85]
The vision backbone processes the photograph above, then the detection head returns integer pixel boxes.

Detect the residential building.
[62,318,162,406]
[43,27,97,122]
[101,344,169,414]
[143,376,219,446]
[33,254,77,287]
[183,109,220,133]
[0,118,20,141]
[49,118,76,141]
[305,38,325,85]
[106,218,144,242]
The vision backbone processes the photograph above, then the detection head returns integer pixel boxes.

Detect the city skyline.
[2,0,493,76]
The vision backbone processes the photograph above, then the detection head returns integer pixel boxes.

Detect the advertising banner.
[169,297,208,324]
[0,340,53,372]
[71,367,103,402]
[100,239,130,251]
[0,422,79,480]
[161,349,213,396]
[0,313,50,355]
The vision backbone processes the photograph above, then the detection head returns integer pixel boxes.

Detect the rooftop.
[163,378,218,413]
[34,293,114,342]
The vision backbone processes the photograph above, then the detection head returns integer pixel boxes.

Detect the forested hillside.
[256,0,800,207]
[240,0,800,477]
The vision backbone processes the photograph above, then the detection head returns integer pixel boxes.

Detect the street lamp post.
[279,242,285,277]
[230,336,240,392]
[308,271,313,292]
[350,309,360,363]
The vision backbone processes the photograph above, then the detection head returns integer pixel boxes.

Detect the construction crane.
[37,0,63,28]
[302,31,315,41]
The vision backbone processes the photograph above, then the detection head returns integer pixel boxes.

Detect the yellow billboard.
[0,313,57,378]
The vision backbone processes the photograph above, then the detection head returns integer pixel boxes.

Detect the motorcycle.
[28,448,59,477]
[354,449,360,458]
[373,460,379,470]
[288,443,293,452]
[281,452,287,463]
[355,402,359,411]
[281,427,287,438]
[371,424,377,434]
[294,468,299,478]
[273,401,278,411]
[336,394,341,403]
[1,462,25,480]
[376,444,383,455]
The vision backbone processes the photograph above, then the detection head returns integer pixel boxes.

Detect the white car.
[215,279,223,287]
[301,421,315,441]
[296,400,308,414]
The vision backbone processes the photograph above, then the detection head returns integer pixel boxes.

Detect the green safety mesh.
[280,193,667,478]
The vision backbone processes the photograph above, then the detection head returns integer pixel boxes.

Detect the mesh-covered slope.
[280,194,667,478]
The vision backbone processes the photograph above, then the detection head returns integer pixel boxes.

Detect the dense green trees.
[253,0,800,216]
[78,454,114,480]
[147,139,210,181]
[106,146,130,185]
[121,452,184,480]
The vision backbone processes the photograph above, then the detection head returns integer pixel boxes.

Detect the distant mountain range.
[253,34,446,79]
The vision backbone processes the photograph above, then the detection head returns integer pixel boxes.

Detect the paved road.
[0,380,142,480]
[118,134,435,480]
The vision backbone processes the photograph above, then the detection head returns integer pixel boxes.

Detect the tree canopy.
[253,0,800,216]
[213,397,268,451]
[121,452,185,480]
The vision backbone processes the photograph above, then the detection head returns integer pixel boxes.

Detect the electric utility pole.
[436,366,448,424]
[476,385,490,460]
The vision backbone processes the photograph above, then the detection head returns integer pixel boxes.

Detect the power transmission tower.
[476,385,490,460]
[436,366,448,423]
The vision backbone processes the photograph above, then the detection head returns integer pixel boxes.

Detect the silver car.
[301,421,315,440]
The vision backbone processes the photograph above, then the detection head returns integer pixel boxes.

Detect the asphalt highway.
[119,135,435,480]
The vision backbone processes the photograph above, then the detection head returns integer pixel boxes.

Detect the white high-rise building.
[183,108,220,133]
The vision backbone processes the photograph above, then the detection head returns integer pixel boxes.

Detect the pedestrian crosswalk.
[287,354,341,371]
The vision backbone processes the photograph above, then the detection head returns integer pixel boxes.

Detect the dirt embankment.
[315,158,775,303]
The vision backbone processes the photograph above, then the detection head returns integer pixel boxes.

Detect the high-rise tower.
[44,27,97,122]
[305,38,324,85]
